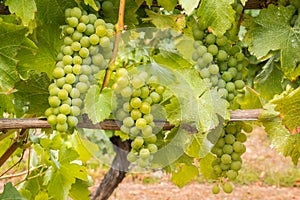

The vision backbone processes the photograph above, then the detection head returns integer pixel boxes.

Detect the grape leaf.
[199,152,214,179]
[179,0,200,15]
[246,5,300,79]
[157,0,177,11]
[145,0,153,7]
[272,87,300,131]
[84,0,99,11]
[72,132,99,163]
[0,182,26,200]
[14,72,50,116]
[69,179,90,200]
[259,104,300,165]
[254,55,284,101]
[154,50,194,70]
[236,86,264,109]
[144,10,186,32]
[5,0,37,26]
[0,94,15,117]
[85,86,113,124]
[17,24,63,79]
[171,164,199,188]
[0,22,27,93]
[59,147,79,164]
[197,0,235,37]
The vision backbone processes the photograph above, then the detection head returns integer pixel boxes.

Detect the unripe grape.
[131,136,144,149]
[222,182,233,194]
[123,117,134,127]
[221,154,232,164]
[57,113,67,124]
[67,17,79,27]
[205,34,216,44]
[79,47,89,58]
[89,34,99,45]
[139,148,150,159]
[77,22,86,32]
[53,67,65,79]
[136,118,147,129]
[60,104,71,115]
[140,102,151,114]
[67,116,78,127]
[130,109,142,120]
[127,152,138,162]
[72,64,82,75]
[207,44,218,56]
[222,144,233,154]
[150,92,161,103]
[70,7,82,19]
[212,185,220,194]
[230,160,242,171]
[233,142,246,153]
[147,144,158,154]
[58,89,69,100]
[47,115,57,125]
[85,24,95,35]
[226,170,238,180]
[142,125,152,137]
[131,76,145,89]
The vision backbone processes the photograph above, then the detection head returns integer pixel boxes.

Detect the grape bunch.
[192,23,247,104]
[112,67,165,168]
[210,122,251,194]
[45,6,115,133]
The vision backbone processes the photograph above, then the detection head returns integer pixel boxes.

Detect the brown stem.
[92,136,131,200]
[100,0,126,92]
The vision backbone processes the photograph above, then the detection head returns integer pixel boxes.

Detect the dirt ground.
[92,127,300,200]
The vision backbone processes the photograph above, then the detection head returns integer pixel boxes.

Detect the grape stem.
[100,0,126,92]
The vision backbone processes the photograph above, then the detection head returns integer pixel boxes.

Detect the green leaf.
[157,0,177,11]
[17,24,63,79]
[0,22,27,92]
[171,164,199,188]
[145,0,153,7]
[144,10,186,32]
[5,0,37,26]
[34,191,49,200]
[179,0,200,15]
[59,148,79,164]
[247,5,300,79]
[254,55,284,101]
[154,50,194,70]
[84,0,99,11]
[0,94,15,117]
[72,132,99,163]
[199,153,214,179]
[69,179,90,200]
[197,0,235,37]
[85,86,113,124]
[272,87,300,131]
[14,72,50,116]
[259,104,300,165]
[236,86,264,109]
[0,182,26,200]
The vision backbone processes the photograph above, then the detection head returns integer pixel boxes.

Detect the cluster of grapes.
[192,24,247,104]
[112,68,165,168]
[210,122,250,194]
[45,7,115,133]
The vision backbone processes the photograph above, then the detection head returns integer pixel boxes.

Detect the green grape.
[60,104,71,115]
[219,62,228,71]
[77,22,86,32]
[217,50,228,61]
[71,41,81,51]
[140,102,151,114]
[70,106,81,116]
[226,170,238,180]
[76,82,89,93]
[136,118,147,129]
[57,113,67,124]
[142,125,152,137]
[234,80,245,89]
[131,136,144,149]
[85,24,95,35]
[72,31,83,41]
[226,82,235,93]
[225,123,237,134]
[236,132,247,143]
[65,26,74,35]
[130,97,142,109]
[132,88,141,97]
[72,64,82,75]
[102,1,114,16]
[212,185,220,194]
[202,52,213,64]
[222,182,233,194]
[100,36,111,48]
[205,34,216,44]
[229,45,241,55]
[79,74,89,83]
[144,134,157,143]
[79,47,89,58]
[71,98,82,107]
[49,87,60,96]
[81,65,92,75]
[47,115,57,125]
[230,161,242,171]
[222,144,233,154]
[139,148,150,160]
[207,44,218,56]
[63,46,73,55]
[56,77,66,88]
[143,113,153,123]
[67,17,79,27]
[216,36,228,46]
[213,164,222,175]
[242,123,253,133]
[57,89,69,100]
[129,126,140,137]
[150,92,161,103]
[222,72,233,82]
[92,53,104,66]
[53,67,65,79]
[123,117,134,127]
[147,144,158,154]
[228,57,238,67]
[200,68,210,78]
[80,36,90,47]
[62,97,72,105]
[56,123,68,132]
[48,96,61,107]
[231,152,241,161]
[131,109,142,120]
[120,125,130,134]
[70,7,82,19]
[73,55,82,65]
[197,45,207,57]
[127,152,138,162]
[96,25,107,37]
[131,76,145,89]
[63,55,73,65]
[80,15,89,24]
[64,65,73,74]
[220,163,231,170]
[137,158,148,168]
[216,138,225,148]
[221,154,232,164]
[233,142,246,153]
[88,14,97,24]
[67,116,78,127]
[208,64,219,75]
[224,134,235,144]
[65,73,76,84]
[116,68,128,77]
[121,86,133,98]
[193,29,205,40]
[94,19,106,27]
[235,52,245,62]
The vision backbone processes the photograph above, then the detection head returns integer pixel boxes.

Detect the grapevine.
[0,0,300,199]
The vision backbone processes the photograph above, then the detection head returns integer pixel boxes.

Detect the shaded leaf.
[157,0,177,11]
[179,0,200,15]
[0,182,25,200]
[69,179,90,200]
[14,72,50,116]
[236,86,264,109]
[199,153,214,179]
[0,22,27,92]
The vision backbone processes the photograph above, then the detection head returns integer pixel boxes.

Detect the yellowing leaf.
[6,0,36,26]
[171,164,199,188]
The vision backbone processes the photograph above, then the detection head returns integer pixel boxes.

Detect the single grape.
[147,144,158,154]
[222,182,233,194]
[130,109,142,120]
[221,154,232,164]
[127,152,138,162]
[123,117,134,127]
[139,148,150,160]
[212,185,220,194]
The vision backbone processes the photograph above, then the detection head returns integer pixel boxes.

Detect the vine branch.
[100,0,126,92]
